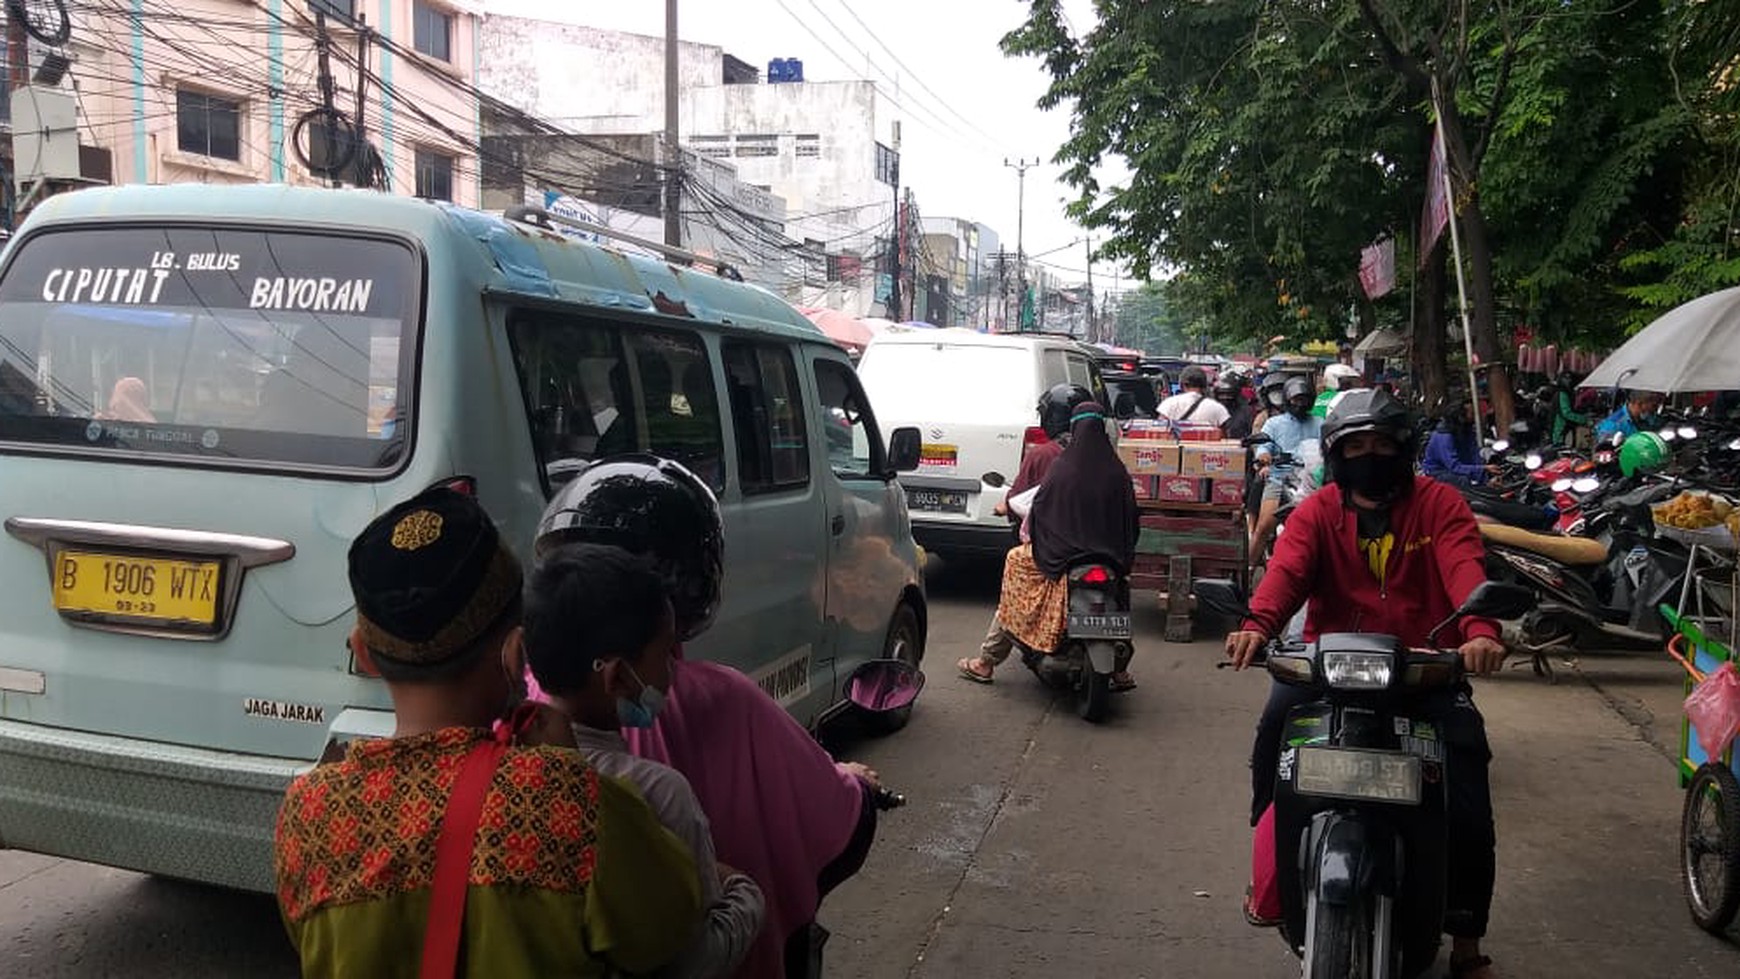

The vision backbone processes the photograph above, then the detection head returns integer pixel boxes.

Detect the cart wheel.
[1680,762,1740,934]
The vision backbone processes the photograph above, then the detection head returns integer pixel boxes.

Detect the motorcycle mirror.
[1525,453,1543,470]
[1193,578,1251,619]
[1572,476,1601,494]
[1459,581,1535,619]
[844,658,925,714]
[1551,477,1574,493]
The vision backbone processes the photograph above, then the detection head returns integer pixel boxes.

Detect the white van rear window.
[0,226,419,471]
[860,344,1033,421]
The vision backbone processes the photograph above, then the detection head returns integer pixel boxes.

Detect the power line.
[828,0,1006,149]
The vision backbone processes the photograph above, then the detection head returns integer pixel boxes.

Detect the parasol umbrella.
[1352,328,1408,359]
[798,307,874,354]
[1582,285,1740,392]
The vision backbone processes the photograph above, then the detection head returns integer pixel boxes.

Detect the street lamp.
[1004,158,1038,331]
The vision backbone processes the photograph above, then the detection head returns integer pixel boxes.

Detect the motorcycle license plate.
[1067,612,1132,639]
[1293,746,1422,805]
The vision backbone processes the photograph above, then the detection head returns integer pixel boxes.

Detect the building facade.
[475,14,900,317]
[6,0,485,230]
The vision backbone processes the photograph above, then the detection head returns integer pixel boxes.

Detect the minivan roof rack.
[502,204,744,282]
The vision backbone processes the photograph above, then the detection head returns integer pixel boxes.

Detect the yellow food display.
[1653,491,1734,531]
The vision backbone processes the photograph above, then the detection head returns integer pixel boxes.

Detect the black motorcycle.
[1014,559,1134,722]
[1199,580,1533,978]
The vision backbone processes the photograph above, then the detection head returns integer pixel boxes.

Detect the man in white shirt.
[1157,366,1231,430]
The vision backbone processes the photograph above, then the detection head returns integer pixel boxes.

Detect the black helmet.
[535,454,724,641]
[1323,388,1416,457]
[1037,383,1093,439]
[1212,374,1242,404]
[1282,375,1314,403]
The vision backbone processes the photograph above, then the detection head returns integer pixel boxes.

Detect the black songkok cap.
[347,487,522,668]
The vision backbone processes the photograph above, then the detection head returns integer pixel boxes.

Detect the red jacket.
[1242,476,1500,647]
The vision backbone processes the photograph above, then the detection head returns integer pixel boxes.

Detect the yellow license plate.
[51,551,221,625]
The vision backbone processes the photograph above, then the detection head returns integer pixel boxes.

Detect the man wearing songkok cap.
[274,487,703,978]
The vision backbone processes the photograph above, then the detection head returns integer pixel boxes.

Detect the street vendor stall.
[1117,419,1249,641]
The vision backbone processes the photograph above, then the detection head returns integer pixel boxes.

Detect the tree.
[1113,281,1192,354]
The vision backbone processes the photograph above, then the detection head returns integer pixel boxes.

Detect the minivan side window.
[508,311,725,491]
[812,359,883,479]
[722,341,809,493]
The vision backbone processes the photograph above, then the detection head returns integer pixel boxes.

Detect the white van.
[0,184,928,892]
[856,329,1109,558]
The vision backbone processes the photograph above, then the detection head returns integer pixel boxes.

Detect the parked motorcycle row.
[1461,413,1740,678]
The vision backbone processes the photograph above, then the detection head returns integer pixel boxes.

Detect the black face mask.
[1335,452,1412,502]
[1288,402,1312,419]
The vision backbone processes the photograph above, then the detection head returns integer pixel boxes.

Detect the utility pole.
[663,0,682,248]
[1084,237,1095,342]
[1004,157,1036,331]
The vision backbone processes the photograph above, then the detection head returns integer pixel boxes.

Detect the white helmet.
[1322,363,1362,391]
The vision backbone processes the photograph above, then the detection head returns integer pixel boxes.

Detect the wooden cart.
[1128,501,1250,642]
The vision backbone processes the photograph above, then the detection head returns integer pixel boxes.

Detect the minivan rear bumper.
[912,519,1018,559]
[0,719,307,893]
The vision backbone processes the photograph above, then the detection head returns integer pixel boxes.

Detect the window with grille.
[413,1,452,62]
[176,90,242,162]
[414,147,454,202]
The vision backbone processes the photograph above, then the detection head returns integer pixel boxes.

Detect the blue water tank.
[788,58,804,82]
[767,58,804,83]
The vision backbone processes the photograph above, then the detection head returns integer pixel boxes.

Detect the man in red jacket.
[1225,389,1507,979]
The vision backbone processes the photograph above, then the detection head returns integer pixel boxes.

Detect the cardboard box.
[1174,422,1223,442]
[1131,475,1161,502]
[1157,475,1207,503]
[1118,441,1180,475]
[1119,418,1174,441]
[1208,478,1246,507]
[1180,440,1247,478]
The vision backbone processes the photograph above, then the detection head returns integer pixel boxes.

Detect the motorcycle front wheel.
[1681,762,1740,934]
[1306,893,1370,978]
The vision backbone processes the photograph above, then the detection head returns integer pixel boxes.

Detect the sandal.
[1241,886,1281,928]
[957,656,994,684]
[1110,672,1137,692]
[1448,954,1494,979]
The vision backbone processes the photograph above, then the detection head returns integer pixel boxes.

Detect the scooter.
[1481,481,1687,676]
[1014,559,1135,723]
[1199,580,1535,978]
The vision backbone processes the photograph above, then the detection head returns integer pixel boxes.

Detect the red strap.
[419,736,508,979]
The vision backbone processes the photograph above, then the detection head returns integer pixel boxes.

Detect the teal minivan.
[0,184,927,892]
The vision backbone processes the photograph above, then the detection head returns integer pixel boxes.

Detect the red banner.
[1358,238,1395,300]
[1419,128,1450,269]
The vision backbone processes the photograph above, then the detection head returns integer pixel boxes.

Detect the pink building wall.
[64,0,480,205]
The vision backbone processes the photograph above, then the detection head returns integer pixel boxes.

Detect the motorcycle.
[1002,491,1135,722]
[1198,579,1534,978]
[1011,559,1135,723]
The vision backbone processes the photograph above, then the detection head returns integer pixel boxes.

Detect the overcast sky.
[481,0,1123,286]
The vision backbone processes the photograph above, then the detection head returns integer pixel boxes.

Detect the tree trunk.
[1413,245,1448,412]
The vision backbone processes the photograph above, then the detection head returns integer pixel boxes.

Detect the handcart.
[1662,594,1740,934]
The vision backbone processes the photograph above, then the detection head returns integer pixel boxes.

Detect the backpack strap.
[1179,393,1206,422]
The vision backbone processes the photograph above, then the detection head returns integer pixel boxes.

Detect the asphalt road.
[3,555,1738,977]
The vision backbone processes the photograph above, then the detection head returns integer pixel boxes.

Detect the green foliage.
[1004,0,1737,355]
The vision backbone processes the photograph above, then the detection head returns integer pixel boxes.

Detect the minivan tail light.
[433,476,477,496]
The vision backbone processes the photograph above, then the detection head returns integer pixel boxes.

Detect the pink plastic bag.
[1685,661,1740,761]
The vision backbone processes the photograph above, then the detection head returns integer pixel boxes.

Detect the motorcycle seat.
[1464,493,1557,530]
[1478,522,1609,566]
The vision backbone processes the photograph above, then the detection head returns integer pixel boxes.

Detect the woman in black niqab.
[1029,403,1140,577]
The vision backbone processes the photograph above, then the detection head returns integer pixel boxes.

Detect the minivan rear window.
[860,344,1033,421]
[0,226,420,471]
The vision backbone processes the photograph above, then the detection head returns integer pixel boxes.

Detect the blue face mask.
[614,662,667,729]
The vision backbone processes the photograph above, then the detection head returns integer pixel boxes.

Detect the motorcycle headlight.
[1321,651,1394,690]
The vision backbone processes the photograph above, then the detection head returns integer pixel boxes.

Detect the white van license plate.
[1293,746,1422,805]
[907,489,967,513]
[1068,612,1131,639]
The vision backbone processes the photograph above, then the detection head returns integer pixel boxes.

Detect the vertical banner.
[1358,238,1396,299]
[1418,129,1450,269]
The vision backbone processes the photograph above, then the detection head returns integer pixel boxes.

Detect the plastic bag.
[1684,661,1740,761]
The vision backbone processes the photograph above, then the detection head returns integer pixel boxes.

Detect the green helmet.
[1618,431,1669,477]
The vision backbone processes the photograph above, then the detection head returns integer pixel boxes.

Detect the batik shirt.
[275,727,703,978]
